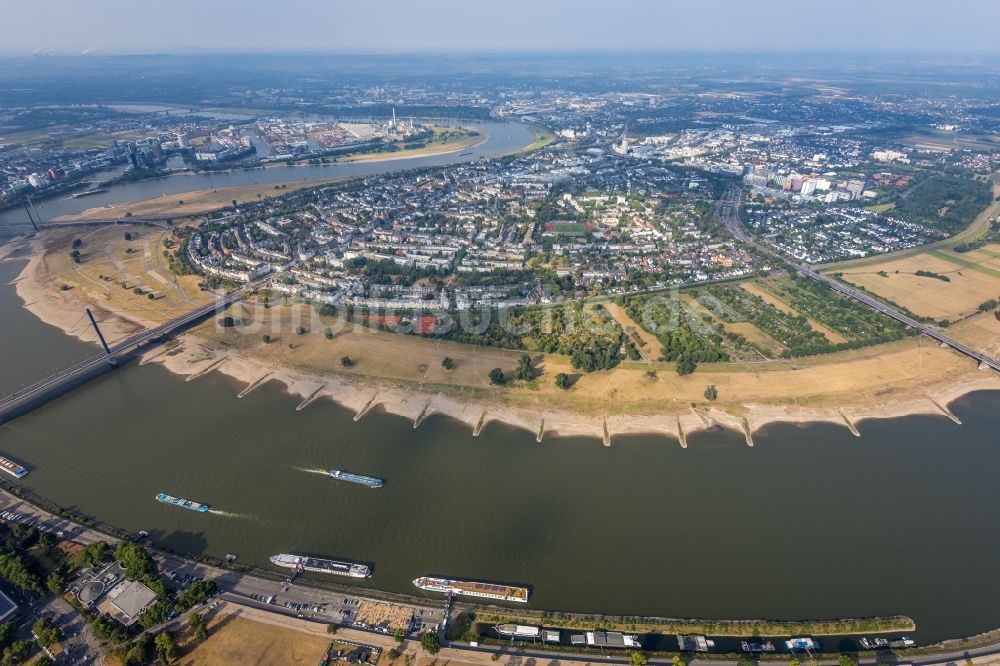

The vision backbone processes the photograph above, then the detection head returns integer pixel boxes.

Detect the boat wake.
[292,466,329,476]
[207,509,251,519]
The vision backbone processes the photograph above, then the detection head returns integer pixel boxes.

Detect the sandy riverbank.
[8,232,1000,444]
[334,130,488,164]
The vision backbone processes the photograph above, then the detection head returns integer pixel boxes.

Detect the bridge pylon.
[86,308,114,362]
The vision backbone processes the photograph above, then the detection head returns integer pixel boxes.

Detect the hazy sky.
[5,0,1000,56]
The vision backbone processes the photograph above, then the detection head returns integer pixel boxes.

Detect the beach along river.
[0,120,534,236]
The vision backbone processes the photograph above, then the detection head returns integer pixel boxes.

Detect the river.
[2,125,1000,644]
[0,120,534,236]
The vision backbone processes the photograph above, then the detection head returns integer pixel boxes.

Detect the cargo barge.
[270,553,371,578]
[155,493,209,512]
[0,455,28,479]
[328,470,383,488]
[413,576,529,603]
[70,187,110,198]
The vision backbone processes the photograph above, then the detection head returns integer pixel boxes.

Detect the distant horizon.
[4,48,999,59]
[2,0,999,57]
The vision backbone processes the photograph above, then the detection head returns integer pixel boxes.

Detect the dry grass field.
[177,613,331,666]
[724,321,785,356]
[604,302,662,359]
[194,299,982,417]
[838,251,1000,320]
[948,309,1000,357]
[38,224,212,331]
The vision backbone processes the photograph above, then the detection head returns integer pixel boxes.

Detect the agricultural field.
[681,293,778,361]
[739,281,847,344]
[762,275,911,343]
[697,276,911,359]
[902,130,1000,153]
[836,248,1000,321]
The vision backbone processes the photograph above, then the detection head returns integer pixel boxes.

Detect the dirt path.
[604,302,660,360]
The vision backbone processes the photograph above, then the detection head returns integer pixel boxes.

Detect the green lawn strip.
[927,249,1000,279]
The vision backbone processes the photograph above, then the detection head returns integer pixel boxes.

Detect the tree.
[295,326,306,335]
[33,656,54,666]
[70,249,81,263]
[188,614,209,641]
[340,356,353,368]
[629,652,647,666]
[32,617,60,647]
[672,656,685,666]
[327,624,338,635]
[838,655,857,666]
[262,334,271,344]
[2,640,30,664]
[441,357,455,370]
[0,553,42,593]
[420,632,441,655]
[514,353,533,381]
[139,602,170,630]
[488,368,504,385]
[154,631,178,664]
[176,581,217,610]
[393,628,405,642]
[45,571,65,595]
[324,328,334,340]
[218,316,236,327]
[554,373,570,390]
[114,542,156,581]
[704,385,718,401]
[676,358,697,376]
[71,238,82,248]
[69,541,107,569]
[124,232,132,241]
